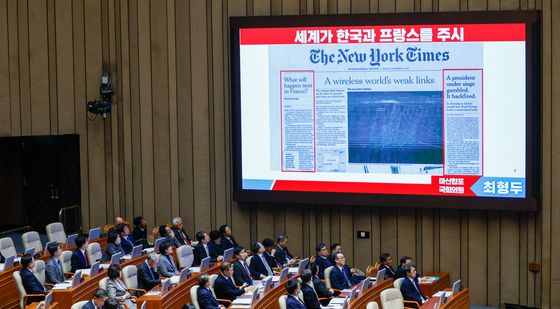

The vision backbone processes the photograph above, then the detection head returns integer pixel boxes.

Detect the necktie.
[341,267,352,287]
[243,262,251,278]
[204,244,209,257]
[82,250,88,267]
[181,231,188,244]
[261,255,273,276]
[57,260,63,280]
[411,279,424,300]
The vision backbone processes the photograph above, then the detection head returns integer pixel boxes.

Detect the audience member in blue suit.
[330,252,358,290]
[194,231,224,266]
[285,279,307,309]
[197,273,224,309]
[115,223,135,254]
[71,235,90,272]
[400,264,428,308]
[233,246,262,285]
[19,254,46,305]
[213,262,247,302]
[314,243,333,279]
[82,289,108,309]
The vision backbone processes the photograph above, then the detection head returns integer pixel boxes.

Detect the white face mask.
[115,237,121,245]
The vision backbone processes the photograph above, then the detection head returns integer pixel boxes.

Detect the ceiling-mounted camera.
[87,75,113,119]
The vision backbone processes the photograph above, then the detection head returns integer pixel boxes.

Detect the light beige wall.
[0,0,557,307]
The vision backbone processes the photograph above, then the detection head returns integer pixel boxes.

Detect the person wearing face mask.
[102,230,125,262]
[45,243,65,284]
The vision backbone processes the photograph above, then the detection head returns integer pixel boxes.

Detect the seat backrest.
[209,274,219,298]
[0,237,17,257]
[22,231,43,253]
[71,300,89,309]
[13,271,27,309]
[87,242,102,265]
[122,265,138,289]
[324,266,334,289]
[152,227,159,244]
[177,245,194,269]
[61,250,73,273]
[246,256,252,267]
[190,285,200,309]
[278,295,288,309]
[99,277,109,290]
[393,278,404,289]
[366,301,379,309]
[366,264,378,278]
[380,288,405,309]
[46,222,66,244]
[33,260,46,283]
[104,224,115,234]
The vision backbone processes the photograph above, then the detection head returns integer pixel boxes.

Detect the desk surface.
[423,288,470,309]
[348,278,393,309]
[26,302,60,309]
[419,272,450,298]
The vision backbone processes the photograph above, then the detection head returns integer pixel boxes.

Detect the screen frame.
[230,11,541,211]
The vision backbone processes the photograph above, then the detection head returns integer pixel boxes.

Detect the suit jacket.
[120,236,135,254]
[286,295,307,309]
[102,243,125,262]
[400,276,427,305]
[70,249,89,272]
[213,274,244,302]
[106,278,129,302]
[301,282,321,309]
[264,251,281,268]
[132,227,149,248]
[20,268,46,295]
[172,227,191,246]
[137,261,161,291]
[330,265,354,290]
[274,245,293,266]
[193,243,218,266]
[379,264,396,279]
[164,235,182,248]
[157,254,179,278]
[248,254,273,278]
[45,258,65,284]
[219,236,238,251]
[81,300,100,309]
[209,241,224,256]
[312,276,334,300]
[232,259,256,285]
[197,286,221,309]
[315,256,333,279]
[395,266,406,279]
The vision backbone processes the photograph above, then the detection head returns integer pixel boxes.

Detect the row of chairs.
[0,222,67,258]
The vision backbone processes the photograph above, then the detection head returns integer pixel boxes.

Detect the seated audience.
[115,223,134,254]
[194,231,223,266]
[159,224,181,248]
[285,279,306,309]
[132,216,149,248]
[219,225,239,251]
[300,269,321,309]
[213,262,247,302]
[137,252,162,292]
[328,243,342,264]
[197,273,224,309]
[395,256,412,279]
[330,253,358,290]
[209,230,224,256]
[310,264,335,305]
[82,289,108,309]
[107,264,135,308]
[157,241,179,278]
[71,235,90,272]
[45,243,65,284]
[314,243,333,279]
[262,238,281,268]
[19,254,46,304]
[233,246,262,285]
[375,252,396,279]
[171,217,192,246]
[400,264,427,306]
[102,230,125,262]
[249,242,274,278]
[274,235,298,266]
[115,217,125,225]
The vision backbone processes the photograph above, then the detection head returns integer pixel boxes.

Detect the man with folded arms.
[213,262,248,302]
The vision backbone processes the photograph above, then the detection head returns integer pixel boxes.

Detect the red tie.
[83,251,88,266]
[243,262,251,278]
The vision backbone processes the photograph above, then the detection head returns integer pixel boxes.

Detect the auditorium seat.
[71,301,89,309]
[393,277,404,289]
[46,222,66,244]
[324,266,334,289]
[22,231,43,253]
[278,295,288,309]
[176,245,194,269]
[190,285,201,309]
[366,301,379,309]
[13,270,45,309]
[0,237,18,258]
[86,242,102,265]
[122,265,147,296]
[61,250,73,275]
[380,288,420,309]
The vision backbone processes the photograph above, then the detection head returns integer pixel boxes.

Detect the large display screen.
[231,11,540,210]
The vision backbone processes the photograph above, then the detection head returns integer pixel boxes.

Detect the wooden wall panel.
[3,0,560,307]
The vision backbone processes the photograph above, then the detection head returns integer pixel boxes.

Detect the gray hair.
[172,217,182,225]
[147,252,159,262]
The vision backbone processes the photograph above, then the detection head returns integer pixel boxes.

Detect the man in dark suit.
[233,246,262,285]
[377,253,396,279]
[262,238,281,269]
[400,264,427,306]
[132,216,149,248]
[330,253,357,290]
[328,243,341,265]
[45,243,65,284]
[218,225,239,252]
[249,242,274,278]
[115,223,134,254]
[285,279,306,309]
[300,269,321,309]
[395,256,412,279]
[209,230,224,256]
[194,231,223,266]
[19,254,46,305]
[172,217,192,246]
[310,263,335,306]
[197,273,223,309]
[213,262,247,302]
[82,289,108,309]
[71,235,89,272]
[274,235,298,267]
[137,252,162,292]
[314,243,333,279]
